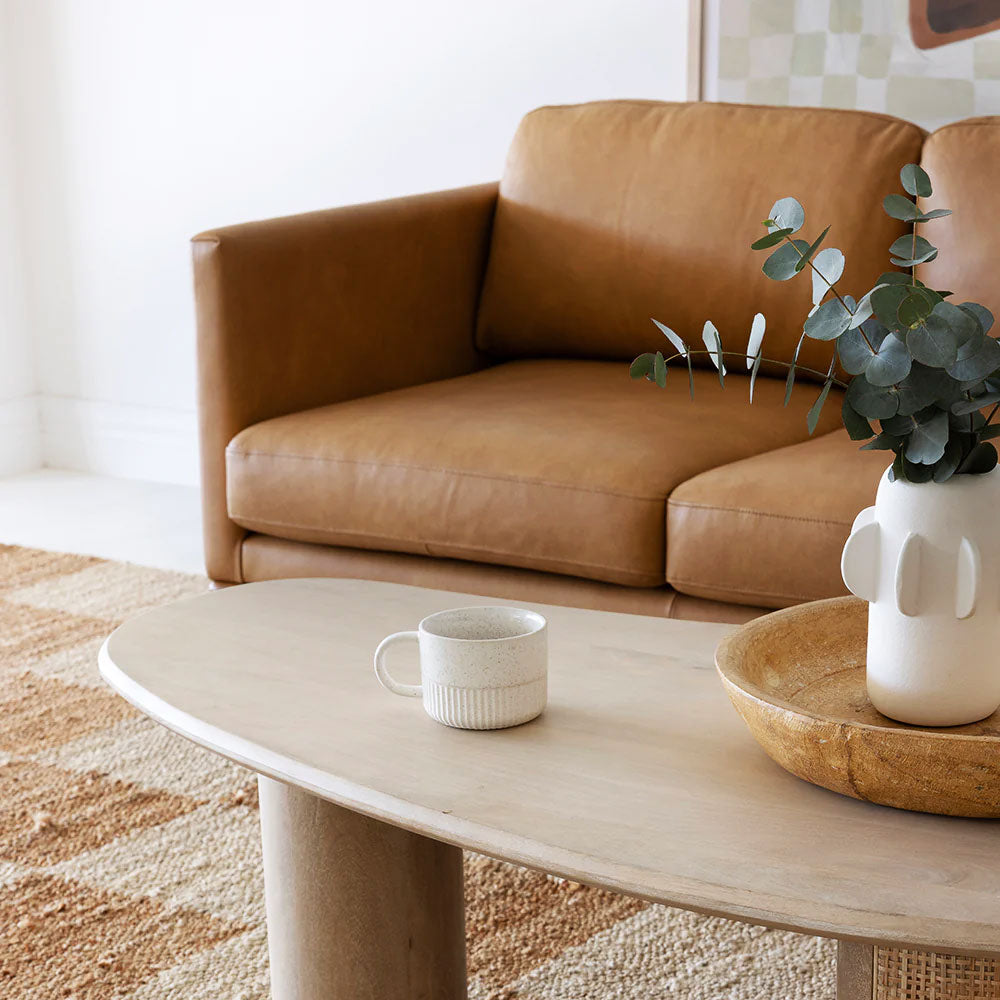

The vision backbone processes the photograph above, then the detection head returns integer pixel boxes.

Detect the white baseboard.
[0,395,42,474]
[39,396,200,487]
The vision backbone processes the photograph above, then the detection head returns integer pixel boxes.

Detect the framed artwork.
[700,0,1000,129]
[910,0,1000,49]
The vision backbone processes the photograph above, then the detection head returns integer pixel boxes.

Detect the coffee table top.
[99,578,1000,953]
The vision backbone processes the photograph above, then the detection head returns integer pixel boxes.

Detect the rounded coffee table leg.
[257,775,467,1000]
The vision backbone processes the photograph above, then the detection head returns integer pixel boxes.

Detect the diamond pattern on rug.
[0,598,111,669]
[35,716,252,801]
[0,759,201,866]
[0,544,102,592]
[0,873,246,999]
[48,801,265,925]
[0,671,137,754]
[0,544,837,999]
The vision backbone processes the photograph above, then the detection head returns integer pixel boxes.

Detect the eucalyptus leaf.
[915,208,952,222]
[946,334,1000,382]
[842,395,873,441]
[784,333,805,407]
[938,300,980,348]
[876,271,912,286]
[872,284,910,334]
[880,204,949,226]
[889,452,904,482]
[653,351,666,388]
[932,437,964,482]
[807,379,833,435]
[860,432,901,451]
[749,347,763,404]
[902,458,935,483]
[629,354,654,379]
[951,391,1000,415]
[950,409,986,433]
[883,194,921,222]
[959,302,994,335]
[958,441,999,475]
[896,363,956,416]
[751,228,793,250]
[811,247,845,307]
[768,197,805,234]
[762,240,810,280]
[804,296,852,341]
[896,287,937,329]
[905,409,949,464]
[866,333,912,386]
[881,413,915,436]
[746,312,765,369]
[794,226,830,272]
[652,318,688,356]
[901,163,932,198]
[889,234,936,264]
[980,425,1000,441]
[838,324,887,376]
[906,309,960,368]
[848,284,887,329]
[891,249,938,268]
[846,373,900,419]
[702,321,726,380]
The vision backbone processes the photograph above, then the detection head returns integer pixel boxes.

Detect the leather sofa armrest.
[192,182,499,582]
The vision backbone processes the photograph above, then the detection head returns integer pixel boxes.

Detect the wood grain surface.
[716,596,1000,818]
[99,579,1000,954]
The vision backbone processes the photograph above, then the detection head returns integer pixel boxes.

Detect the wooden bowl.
[715,596,1000,818]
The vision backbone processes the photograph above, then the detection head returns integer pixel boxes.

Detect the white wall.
[0,2,40,473]
[3,0,692,484]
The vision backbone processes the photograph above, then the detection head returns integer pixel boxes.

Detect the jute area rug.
[0,544,835,999]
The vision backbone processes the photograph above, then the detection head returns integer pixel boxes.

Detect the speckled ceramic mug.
[374,606,547,730]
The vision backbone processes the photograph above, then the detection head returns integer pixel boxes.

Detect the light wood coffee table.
[99,579,1000,1000]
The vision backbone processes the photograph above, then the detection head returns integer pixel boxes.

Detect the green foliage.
[900,163,932,198]
[767,197,805,234]
[762,240,810,280]
[750,228,792,250]
[794,226,830,272]
[631,162,1000,482]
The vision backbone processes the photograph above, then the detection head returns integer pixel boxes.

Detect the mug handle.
[374,631,422,697]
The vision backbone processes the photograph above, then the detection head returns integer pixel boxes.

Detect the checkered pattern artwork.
[704,0,1000,130]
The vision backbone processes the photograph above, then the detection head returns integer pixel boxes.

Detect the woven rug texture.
[0,544,835,999]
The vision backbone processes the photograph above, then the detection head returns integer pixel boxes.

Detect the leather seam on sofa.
[226,448,671,503]
[667,499,854,530]
[666,576,827,604]
[226,511,664,586]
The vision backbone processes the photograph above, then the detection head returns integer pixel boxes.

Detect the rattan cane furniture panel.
[875,948,1000,1000]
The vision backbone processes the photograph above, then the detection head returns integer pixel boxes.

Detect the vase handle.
[841,509,879,603]
[956,536,980,621]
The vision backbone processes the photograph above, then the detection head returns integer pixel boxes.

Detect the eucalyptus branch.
[656,349,849,390]
[780,234,877,354]
[634,165,998,482]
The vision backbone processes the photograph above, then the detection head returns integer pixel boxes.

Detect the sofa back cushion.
[919,118,999,319]
[476,100,925,373]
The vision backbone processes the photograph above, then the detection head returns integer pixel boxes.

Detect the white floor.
[0,469,204,575]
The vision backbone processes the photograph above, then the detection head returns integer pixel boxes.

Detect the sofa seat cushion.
[666,429,890,608]
[226,359,842,588]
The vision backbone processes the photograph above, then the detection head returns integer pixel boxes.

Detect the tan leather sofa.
[193,101,997,624]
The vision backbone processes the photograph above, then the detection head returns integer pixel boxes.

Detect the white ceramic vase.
[841,466,1000,727]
